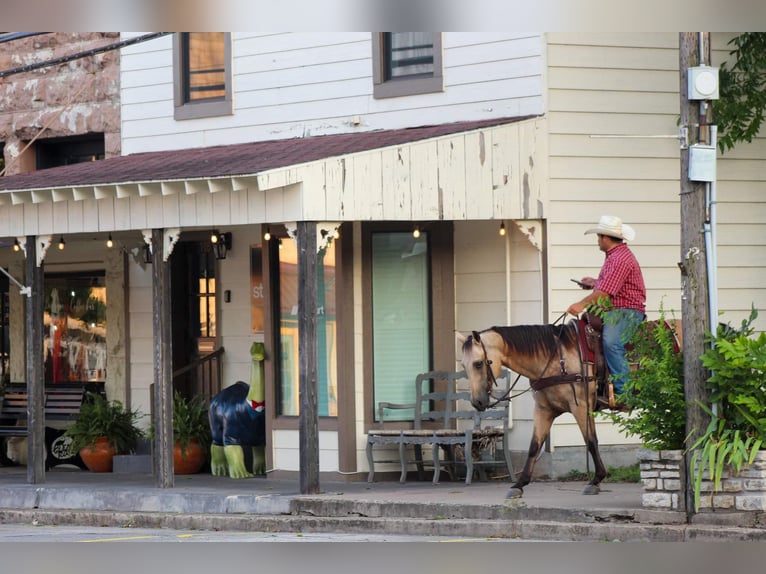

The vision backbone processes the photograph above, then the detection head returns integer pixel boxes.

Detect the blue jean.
[602,309,644,395]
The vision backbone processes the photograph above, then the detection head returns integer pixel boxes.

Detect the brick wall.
[0,32,121,175]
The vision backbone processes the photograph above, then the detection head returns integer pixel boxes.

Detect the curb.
[2,507,766,542]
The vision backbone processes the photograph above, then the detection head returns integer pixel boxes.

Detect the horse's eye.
[473,361,483,370]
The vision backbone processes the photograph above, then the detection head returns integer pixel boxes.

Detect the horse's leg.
[571,403,607,495]
[506,405,555,499]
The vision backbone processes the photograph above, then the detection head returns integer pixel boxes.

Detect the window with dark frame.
[384,33,435,80]
[174,32,233,120]
[181,32,226,102]
[372,32,444,99]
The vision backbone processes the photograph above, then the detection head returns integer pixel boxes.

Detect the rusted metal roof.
[0,116,531,192]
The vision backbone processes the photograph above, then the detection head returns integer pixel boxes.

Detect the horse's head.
[456,330,504,411]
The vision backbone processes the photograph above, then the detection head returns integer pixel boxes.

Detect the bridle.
[474,332,525,408]
[473,313,590,408]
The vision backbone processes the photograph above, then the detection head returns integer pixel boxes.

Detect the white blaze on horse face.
[461,335,493,411]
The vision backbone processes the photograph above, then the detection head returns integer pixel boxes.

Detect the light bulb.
[264,227,271,241]
[106,234,113,248]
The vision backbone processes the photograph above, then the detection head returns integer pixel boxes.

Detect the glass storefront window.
[371,232,431,421]
[43,272,106,383]
[277,238,337,417]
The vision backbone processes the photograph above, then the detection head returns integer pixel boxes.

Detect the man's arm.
[567,289,611,317]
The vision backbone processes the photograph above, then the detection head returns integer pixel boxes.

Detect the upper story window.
[174,32,233,120]
[372,33,443,99]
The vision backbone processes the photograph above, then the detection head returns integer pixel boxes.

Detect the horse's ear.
[472,330,481,342]
[455,332,467,346]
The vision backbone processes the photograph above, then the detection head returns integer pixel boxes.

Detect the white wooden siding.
[120,33,545,154]
[545,32,766,451]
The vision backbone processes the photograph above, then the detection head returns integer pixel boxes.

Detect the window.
[174,32,233,120]
[36,134,104,170]
[372,33,443,99]
[371,232,431,420]
[44,272,107,384]
[274,237,338,417]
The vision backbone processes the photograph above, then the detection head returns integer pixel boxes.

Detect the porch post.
[297,221,320,494]
[152,228,174,487]
[25,236,45,484]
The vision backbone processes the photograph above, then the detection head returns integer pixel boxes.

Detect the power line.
[0,32,172,79]
[0,32,50,44]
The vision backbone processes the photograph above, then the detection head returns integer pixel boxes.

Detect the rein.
[476,334,527,407]
[527,314,593,406]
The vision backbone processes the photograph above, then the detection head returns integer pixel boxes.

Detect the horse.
[456,317,682,499]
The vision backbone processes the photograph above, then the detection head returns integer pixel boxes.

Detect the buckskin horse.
[456,316,681,499]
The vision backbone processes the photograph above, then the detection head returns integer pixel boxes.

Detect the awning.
[0,115,545,235]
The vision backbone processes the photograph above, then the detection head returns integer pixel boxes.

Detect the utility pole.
[679,32,712,517]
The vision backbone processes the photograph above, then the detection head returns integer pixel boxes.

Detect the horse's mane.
[486,321,579,357]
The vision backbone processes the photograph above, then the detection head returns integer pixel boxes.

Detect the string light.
[57,236,65,250]
[413,226,421,239]
[499,222,506,236]
[12,239,20,252]
[263,227,271,241]
[210,231,219,244]
[106,233,114,248]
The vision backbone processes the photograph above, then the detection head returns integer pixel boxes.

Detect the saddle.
[575,313,616,409]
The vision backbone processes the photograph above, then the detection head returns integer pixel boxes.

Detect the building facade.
[0,32,764,483]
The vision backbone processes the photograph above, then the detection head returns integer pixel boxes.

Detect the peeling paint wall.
[0,33,121,175]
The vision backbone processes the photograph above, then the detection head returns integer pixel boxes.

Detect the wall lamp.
[143,243,153,264]
[211,231,232,260]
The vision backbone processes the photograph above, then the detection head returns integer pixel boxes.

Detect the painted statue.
[209,342,266,478]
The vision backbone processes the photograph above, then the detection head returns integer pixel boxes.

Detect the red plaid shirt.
[594,243,646,313]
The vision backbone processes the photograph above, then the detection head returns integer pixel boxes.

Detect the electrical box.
[689,144,717,182]
[688,66,719,100]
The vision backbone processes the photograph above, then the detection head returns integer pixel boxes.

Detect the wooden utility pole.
[25,237,45,484]
[152,228,174,488]
[297,221,320,494]
[679,32,712,516]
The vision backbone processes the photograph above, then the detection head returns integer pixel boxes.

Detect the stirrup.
[606,382,629,412]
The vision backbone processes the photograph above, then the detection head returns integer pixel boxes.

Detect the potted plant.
[171,392,211,474]
[64,392,145,472]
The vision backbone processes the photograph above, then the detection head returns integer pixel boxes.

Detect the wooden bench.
[0,382,105,469]
[366,369,514,485]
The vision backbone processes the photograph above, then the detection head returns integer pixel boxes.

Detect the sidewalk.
[0,466,764,541]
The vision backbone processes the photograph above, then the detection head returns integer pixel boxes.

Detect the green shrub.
[690,306,766,511]
[598,306,686,450]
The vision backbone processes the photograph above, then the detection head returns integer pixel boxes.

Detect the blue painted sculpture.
[209,342,266,478]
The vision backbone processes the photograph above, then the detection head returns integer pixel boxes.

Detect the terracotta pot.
[79,436,116,472]
[174,438,206,474]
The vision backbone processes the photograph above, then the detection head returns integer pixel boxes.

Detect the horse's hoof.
[582,484,600,495]
[505,487,524,499]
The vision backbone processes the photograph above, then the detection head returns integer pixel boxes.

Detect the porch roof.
[0,116,529,200]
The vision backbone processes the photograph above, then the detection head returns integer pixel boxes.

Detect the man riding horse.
[567,215,646,409]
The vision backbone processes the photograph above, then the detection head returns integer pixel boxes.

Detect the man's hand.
[567,302,586,317]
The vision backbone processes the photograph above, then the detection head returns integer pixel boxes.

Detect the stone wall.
[0,32,121,174]
[640,449,766,513]
[638,448,686,512]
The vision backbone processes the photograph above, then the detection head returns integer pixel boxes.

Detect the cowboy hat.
[584,215,636,241]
